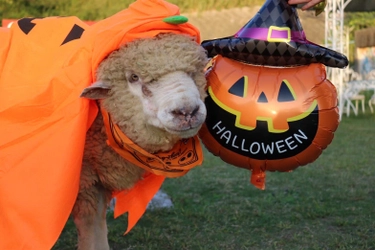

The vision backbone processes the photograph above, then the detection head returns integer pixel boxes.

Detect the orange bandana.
[101,108,204,178]
[101,107,204,233]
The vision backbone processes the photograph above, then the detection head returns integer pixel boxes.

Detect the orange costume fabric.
[0,0,202,249]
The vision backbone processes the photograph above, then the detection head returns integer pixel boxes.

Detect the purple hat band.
[235,26,307,43]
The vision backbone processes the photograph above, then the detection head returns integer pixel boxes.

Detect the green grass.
[54,111,375,250]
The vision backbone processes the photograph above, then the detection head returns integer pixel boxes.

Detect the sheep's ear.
[80,81,111,100]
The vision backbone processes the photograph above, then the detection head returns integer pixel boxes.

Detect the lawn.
[54,111,375,250]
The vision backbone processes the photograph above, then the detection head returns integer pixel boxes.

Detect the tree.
[345,12,375,31]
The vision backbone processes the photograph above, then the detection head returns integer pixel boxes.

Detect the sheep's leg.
[72,184,110,250]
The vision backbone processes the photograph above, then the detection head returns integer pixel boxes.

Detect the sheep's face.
[82,33,209,139]
[124,70,206,138]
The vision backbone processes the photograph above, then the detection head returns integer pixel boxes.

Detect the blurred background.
[1,0,374,67]
[3,0,374,118]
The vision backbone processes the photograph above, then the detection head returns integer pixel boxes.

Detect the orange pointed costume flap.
[0,0,201,249]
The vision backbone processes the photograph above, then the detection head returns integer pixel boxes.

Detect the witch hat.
[201,0,348,68]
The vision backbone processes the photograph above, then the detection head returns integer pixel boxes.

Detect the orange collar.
[100,107,204,177]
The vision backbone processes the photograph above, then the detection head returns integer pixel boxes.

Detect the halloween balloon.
[199,56,339,189]
[199,0,347,189]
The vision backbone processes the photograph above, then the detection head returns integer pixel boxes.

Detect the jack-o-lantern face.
[199,55,339,188]
[17,17,85,46]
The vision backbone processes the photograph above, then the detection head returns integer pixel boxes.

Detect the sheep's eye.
[129,74,139,83]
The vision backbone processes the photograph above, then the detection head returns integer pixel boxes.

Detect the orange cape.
[0,0,202,249]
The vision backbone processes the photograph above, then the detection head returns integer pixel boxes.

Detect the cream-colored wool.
[73,33,208,250]
[98,33,208,151]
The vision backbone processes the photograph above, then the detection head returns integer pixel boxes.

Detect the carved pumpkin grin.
[204,90,319,160]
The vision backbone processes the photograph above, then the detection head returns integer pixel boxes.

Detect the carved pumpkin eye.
[277,80,296,102]
[60,24,85,45]
[228,76,248,98]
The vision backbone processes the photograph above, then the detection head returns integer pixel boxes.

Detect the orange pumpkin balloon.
[199,55,339,189]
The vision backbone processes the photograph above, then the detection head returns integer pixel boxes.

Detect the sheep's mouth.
[165,125,202,137]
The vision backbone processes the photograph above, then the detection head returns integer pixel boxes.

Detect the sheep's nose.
[171,106,200,118]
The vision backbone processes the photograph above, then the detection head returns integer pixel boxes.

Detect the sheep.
[74,33,208,250]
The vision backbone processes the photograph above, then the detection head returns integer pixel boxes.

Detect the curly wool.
[96,33,208,152]
[97,33,207,91]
